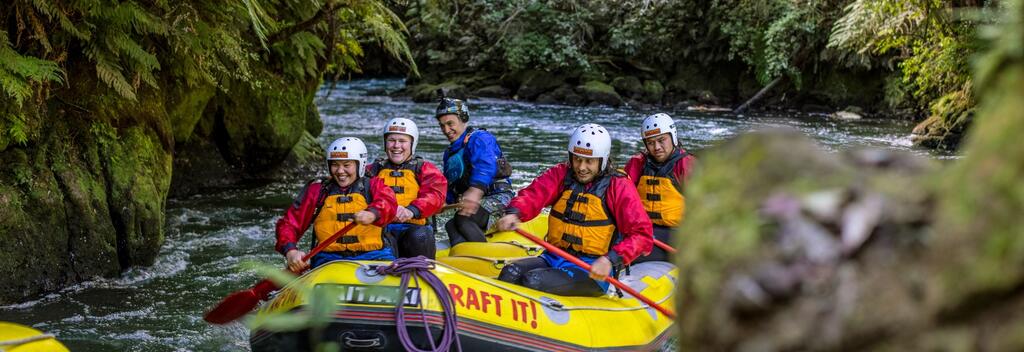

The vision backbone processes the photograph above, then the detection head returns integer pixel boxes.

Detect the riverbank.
[0,2,412,304]
[387,0,982,151]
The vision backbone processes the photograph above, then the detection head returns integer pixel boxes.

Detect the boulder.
[577,81,623,106]
[473,85,512,99]
[536,85,584,105]
[830,111,863,120]
[642,80,665,104]
[611,76,644,99]
[516,70,564,100]
[910,90,974,150]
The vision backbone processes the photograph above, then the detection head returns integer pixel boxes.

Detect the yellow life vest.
[369,158,426,225]
[637,152,687,227]
[547,172,619,256]
[313,177,384,252]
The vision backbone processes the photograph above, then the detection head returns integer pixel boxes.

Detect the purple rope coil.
[375,256,462,352]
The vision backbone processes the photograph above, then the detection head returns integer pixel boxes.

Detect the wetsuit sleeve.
[505,163,568,222]
[367,177,398,226]
[623,154,645,184]
[275,181,322,255]
[408,161,447,218]
[466,131,501,191]
[607,176,654,265]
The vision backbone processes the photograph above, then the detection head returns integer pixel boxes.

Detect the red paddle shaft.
[653,239,676,254]
[513,229,676,320]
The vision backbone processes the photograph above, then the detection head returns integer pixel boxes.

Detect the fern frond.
[0,30,63,104]
[95,58,137,100]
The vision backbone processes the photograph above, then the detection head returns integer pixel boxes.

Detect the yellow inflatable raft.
[434,214,548,277]
[0,322,69,352]
[249,259,675,351]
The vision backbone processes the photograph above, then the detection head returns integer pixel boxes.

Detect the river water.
[1,79,947,351]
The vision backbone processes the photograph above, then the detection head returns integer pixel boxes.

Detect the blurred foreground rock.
[675,3,1024,350]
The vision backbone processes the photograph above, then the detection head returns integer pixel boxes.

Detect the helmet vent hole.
[586,143,591,147]
[342,146,347,150]
[576,141,581,145]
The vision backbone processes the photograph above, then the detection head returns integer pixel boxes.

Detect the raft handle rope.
[0,334,56,347]
[375,256,462,352]
[431,259,674,313]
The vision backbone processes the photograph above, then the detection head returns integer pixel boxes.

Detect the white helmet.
[382,117,419,155]
[641,113,678,145]
[568,123,612,170]
[326,137,369,177]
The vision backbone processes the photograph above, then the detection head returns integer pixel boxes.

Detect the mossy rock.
[911,90,974,150]
[516,70,565,100]
[577,81,623,106]
[611,76,644,99]
[642,80,665,104]
[167,83,216,144]
[675,128,947,350]
[536,85,585,106]
[408,82,467,102]
[473,85,512,98]
[212,74,319,172]
[925,59,1024,320]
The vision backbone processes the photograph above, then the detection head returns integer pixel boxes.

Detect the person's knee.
[406,226,436,259]
[498,263,526,284]
[522,270,546,291]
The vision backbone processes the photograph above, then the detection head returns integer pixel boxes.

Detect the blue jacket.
[442,127,510,203]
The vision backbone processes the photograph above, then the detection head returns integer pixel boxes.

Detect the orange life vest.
[369,158,426,225]
[637,152,687,227]
[313,177,384,252]
[547,172,620,256]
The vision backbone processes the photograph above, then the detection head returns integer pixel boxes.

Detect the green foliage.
[405,0,593,72]
[827,0,982,108]
[0,0,416,145]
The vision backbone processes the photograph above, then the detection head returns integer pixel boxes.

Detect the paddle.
[203,222,358,325]
[653,239,677,254]
[512,228,677,320]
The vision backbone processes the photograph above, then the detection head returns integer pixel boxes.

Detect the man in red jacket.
[495,124,653,296]
[624,113,696,263]
[275,137,397,270]
[368,118,447,259]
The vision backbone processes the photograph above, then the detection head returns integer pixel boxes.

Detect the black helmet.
[434,89,469,122]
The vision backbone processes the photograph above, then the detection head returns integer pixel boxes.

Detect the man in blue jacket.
[435,96,513,246]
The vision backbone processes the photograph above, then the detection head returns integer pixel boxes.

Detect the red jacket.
[506,163,654,265]
[623,149,696,186]
[275,177,397,255]
[368,159,447,220]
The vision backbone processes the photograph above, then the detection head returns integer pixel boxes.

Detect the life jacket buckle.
[646,194,662,201]
[391,186,405,194]
[389,170,404,177]
[337,196,354,203]
[646,178,660,185]
[563,234,584,245]
[337,213,356,221]
[647,211,662,220]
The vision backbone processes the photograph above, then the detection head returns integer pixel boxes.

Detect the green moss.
[929,65,1024,316]
[675,130,856,347]
[578,80,622,106]
[642,80,664,103]
[215,74,318,171]
[169,84,217,143]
